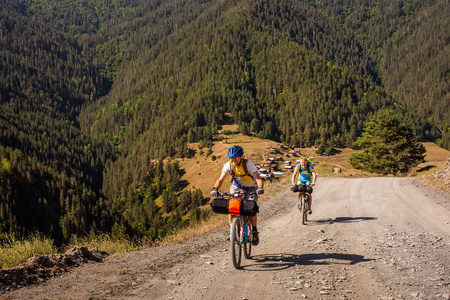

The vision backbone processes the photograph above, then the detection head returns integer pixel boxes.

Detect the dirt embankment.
[420,155,450,193]
[0,246,107,293]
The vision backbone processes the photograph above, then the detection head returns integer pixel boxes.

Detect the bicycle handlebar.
[217,191,258,199]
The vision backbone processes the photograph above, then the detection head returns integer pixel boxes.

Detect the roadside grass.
[0,234,55,269]
[72,234,141,254]
[0,233,147,270]
[156,213,229,246]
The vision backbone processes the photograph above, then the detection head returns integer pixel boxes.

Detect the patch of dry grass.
[74,234,140,254]
[0,234,55,269]
[411,142,450,176]
[156,213,229,246]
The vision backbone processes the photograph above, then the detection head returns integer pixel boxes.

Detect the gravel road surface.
[3,177,450,300]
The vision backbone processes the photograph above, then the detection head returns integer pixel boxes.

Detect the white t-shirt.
[222,159,258,189]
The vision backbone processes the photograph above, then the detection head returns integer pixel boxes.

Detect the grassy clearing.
[411,142,449,175]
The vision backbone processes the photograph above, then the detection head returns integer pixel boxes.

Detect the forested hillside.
[0,0,448,245]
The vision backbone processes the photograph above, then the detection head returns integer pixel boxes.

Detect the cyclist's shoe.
[307,209,313,214]
[251,230,259,246]
[298,203,302,211]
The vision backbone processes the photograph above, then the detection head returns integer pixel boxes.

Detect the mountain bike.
[220,192,257,269]
[296,184,312,225]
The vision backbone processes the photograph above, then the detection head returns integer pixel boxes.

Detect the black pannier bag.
[240,199,259,216]
[291,184,313,193]
[210,197,259,216]
[210,196,230,214]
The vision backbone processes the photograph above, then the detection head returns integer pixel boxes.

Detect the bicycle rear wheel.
[230,217,242,269]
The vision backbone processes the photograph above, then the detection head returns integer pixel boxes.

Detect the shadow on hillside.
[222,113,234,125]
[329,148,342,155]
[416,165,436,173]
[241,252,374,271]
[177,179,190,191]
[311,216,377,225]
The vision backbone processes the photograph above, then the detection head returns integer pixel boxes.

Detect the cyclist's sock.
[251,227,259,246]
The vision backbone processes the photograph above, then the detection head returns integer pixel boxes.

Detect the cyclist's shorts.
[297,180,311,185]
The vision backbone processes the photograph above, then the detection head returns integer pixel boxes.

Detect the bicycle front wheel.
[243,223,252,259]
[230,217,242,269]
[302,194,308,225]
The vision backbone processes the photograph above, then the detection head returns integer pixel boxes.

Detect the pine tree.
[349,109,426,175]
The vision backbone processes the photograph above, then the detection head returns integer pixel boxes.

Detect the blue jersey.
[294,164,314,184]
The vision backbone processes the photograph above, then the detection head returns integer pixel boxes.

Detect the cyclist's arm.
[213,172,228,190]
[292,169,298,185]
[311,170,317,186]
[252,171,264,189]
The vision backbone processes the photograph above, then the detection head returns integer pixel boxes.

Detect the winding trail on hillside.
[3,177,450,299]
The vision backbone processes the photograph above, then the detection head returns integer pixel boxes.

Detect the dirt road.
[3,177,450,299]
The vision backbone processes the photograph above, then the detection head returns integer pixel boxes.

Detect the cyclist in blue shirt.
[292,156,317,214]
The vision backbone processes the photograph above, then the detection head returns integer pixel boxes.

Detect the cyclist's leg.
[305,181,313,213]
[307,193,313,213]
[296,191,302,210]
[250,214,259,245]
[249,215,257,227]
[243,186,259,246]
[247,187,258,228]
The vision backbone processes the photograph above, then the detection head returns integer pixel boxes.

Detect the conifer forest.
[0,0,448,244]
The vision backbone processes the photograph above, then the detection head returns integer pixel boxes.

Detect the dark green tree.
[250,118,261,133]
[349,109,426,175]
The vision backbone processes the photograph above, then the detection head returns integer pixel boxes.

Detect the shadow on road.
[311,216,377,225]
[241,252,374,271]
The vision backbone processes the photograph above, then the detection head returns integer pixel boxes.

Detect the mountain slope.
[0,0,448,244]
